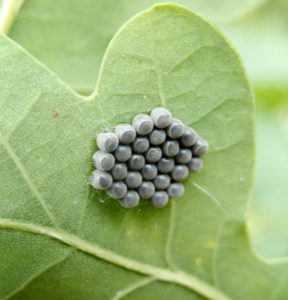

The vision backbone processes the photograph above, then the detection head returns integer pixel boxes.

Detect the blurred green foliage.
[249,90,288,258]
[255,87,288,110]
[222,0,288,87]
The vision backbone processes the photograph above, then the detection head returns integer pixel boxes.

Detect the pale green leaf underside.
[0,4,287,300]
[6,0,288,258]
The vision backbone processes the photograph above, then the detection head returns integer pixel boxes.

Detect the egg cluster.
[91,107,208,208]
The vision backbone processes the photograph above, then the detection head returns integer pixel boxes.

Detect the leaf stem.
[0,218,232,300]
[0,0,25,34]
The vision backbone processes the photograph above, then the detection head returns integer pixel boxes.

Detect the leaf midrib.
[0,0,26,35]
[0,218,231,300]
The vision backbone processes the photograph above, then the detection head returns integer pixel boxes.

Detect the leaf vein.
[0,131,59,227]
[0,218,232,300]
[164,201,178,270]
[110,277,156,300]
[191,180,229,218]
[188,97,243,125]
[5,254,71,299]
[149,11,166,107]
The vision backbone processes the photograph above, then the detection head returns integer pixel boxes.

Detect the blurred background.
[1,0,287,259]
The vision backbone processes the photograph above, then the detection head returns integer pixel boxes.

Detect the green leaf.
[0,4,284,299]
[6,0,266,95]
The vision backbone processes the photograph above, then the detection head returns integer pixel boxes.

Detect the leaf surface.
[7,0,266,94]
[1,4,286,300]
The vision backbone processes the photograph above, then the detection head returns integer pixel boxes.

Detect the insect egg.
[132,114,154,135]
[149,129,166,145]
[145,147,162,163]
[142,164,158,180]
[157,158,175,174]
[153,175,171,190]
[114,145,132,162]
[192,137,209,156]
[176,149,192,164]
[119,191,140,208]
[133,137,150,153]
[167,118,185,139]
[162,140,180,157]
[96,132,119,152]
[92,150,115,171]
[90,170,113,190]
[107,182,127,199]
[171,165,189,181]
[91,107,208,208]
[125,172,143,189]
[188,158,203,172]
[138,181,155,199]
[115,124,136,144]
[152,191,169,208]
[111,164,128,181]
[128,154,145,170]
[151,107,172,128]
[180,127,198,147]
[167,183,185,198]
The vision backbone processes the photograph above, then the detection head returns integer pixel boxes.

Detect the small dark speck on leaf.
[52,111,60,118]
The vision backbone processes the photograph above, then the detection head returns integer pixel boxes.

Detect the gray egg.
[133,137,150,153]
[90,170,113,190]
[96,132,119,152]
[151,107,172,128]
[138,181,155,199]
[115,145,132,162]
[119,191,140,208]
[125,172,143,189]
[128,154,145,170]
[142,164,158,180]
[154,175,171,190]
[167,118,185,139]
[167,183,185,198]
[107,182,127,199]
[132,114,154,135]
[188,158,203,172]
[146,147,162,163]
[171,165,189,181]
[92,150,115,171]
[152,191,169,208]
[157,158,175,174]
[162,140,179,157]
[149,129,166,145]
[192,137,209,156]
[115,124,136,144]
[176,149,192,164]
[111,164,128,181]
[180,127,198,147]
